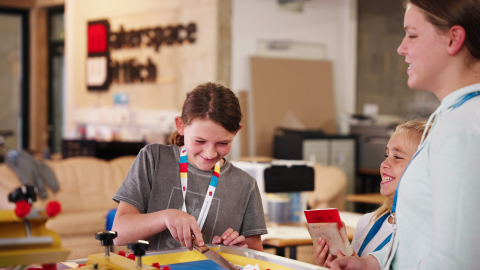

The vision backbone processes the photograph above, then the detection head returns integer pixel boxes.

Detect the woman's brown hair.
[405,0,480,64]
[371,120,432,222]
[167,82,242,146]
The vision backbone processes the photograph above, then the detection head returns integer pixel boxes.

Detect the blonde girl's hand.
[314,237,336,267]
[163,209,203,250]
[212,228,248,248]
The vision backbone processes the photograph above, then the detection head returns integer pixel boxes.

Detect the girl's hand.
[163,209,203,250]
[314,237,337,267]
[212,228,248,248]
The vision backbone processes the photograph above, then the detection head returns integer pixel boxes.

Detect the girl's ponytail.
[167,130,184,146]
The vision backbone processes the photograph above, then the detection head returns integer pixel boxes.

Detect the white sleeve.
[351,213,372,255]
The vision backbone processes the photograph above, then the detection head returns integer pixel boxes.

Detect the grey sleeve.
[112,146,157,213]
[240,180,268,237]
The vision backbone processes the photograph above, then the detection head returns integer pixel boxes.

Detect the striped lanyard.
[357,213,393,257]
[179,146,221,230]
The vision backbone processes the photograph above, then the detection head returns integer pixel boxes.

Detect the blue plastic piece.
[167,260,242,269]
[106,209,117,230]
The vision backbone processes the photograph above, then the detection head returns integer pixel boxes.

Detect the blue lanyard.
[452,91,480,110]
[358,213,392,256]
[392,91,480,214]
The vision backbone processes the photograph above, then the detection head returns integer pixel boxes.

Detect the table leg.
[276,247,285,257]
[263,244,285,257]
[289,246,297,260]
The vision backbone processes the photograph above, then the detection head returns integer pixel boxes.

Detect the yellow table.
[62,245,324,270]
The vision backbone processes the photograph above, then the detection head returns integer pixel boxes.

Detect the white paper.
[243,264,260,270]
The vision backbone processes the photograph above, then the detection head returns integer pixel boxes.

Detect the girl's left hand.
[212,228,248,248]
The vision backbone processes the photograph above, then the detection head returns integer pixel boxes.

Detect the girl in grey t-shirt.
[112,82,267,251]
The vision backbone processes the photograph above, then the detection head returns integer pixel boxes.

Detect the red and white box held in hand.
[304,208,353,256]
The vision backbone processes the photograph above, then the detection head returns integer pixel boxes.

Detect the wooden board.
[250,57,336,157]
[346,193,386,205]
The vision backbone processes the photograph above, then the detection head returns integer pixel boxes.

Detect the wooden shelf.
[346,193,386,204]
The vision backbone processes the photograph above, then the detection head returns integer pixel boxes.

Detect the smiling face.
[380,130,420,200]
[397,4,450,92]
[175,117,239,171]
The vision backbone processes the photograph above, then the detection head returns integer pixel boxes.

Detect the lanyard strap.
[392,91,480,214]
[358,213,392,256]
[180,146,221,230]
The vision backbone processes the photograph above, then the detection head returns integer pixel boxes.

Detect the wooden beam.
[216,0,231,87]
[29,7,48,153]
[35,0,64,8]
[0,0,35,9]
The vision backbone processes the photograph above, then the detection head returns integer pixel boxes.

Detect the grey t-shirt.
[113,144,267,250]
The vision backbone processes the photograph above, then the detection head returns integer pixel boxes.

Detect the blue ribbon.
[358,213,392,256]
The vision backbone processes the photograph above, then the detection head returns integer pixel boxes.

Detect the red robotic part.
[45,200,62,217]
[42,264,56,270]
[117,250,126,257]
[162,266,171,270]
[127,253,136,260]
[14,200,31,218]
[151,262,161,269]
[77,264,86,268]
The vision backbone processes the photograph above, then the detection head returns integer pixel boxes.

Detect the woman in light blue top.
[331,0,480,269]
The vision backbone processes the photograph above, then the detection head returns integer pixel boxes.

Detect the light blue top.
[371,83,480,269]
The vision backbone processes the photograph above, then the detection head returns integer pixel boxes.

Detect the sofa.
[0,156,136,260]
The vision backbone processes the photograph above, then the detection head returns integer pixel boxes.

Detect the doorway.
[0,8,29,161]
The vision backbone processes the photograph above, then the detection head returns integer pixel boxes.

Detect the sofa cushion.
[46,210,111,236]
[0,156,136,213]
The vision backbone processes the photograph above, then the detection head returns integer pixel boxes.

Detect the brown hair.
[404,0,480,65]
[167,82,242,146]
[371,120,432,222]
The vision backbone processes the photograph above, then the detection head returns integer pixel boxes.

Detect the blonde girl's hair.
[167,82,243,146]
[371,119,432,222]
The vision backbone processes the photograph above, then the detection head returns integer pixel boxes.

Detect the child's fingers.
[241,244,249,248]
[180,239,187,249]
[325,253,333,268]
[228,234,245,246]
[183,226,193,249]
[223,230,240,245]
[191,223,204,246]
[313,238,326,255]
[212,235,222,244]
[221,228,234,241]
[336,249,346,258]
[313,238,328,266]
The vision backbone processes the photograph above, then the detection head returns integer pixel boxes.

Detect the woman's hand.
[325,250,358,268]
[212,228,248,248]
[330,255,380,270]
[163,209,203,250]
